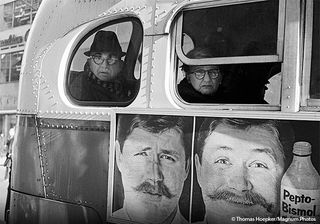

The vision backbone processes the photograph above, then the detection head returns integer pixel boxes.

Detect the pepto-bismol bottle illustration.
[280,142,320,224]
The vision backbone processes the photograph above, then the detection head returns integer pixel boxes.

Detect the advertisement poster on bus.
[110,114,320,224]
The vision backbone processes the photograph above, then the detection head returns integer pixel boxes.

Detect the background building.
[0,0,41,153]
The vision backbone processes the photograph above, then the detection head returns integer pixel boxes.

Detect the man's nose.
[203,72,211,81]
[227,166,253,192]
[149,157,164,183]
[100,59,109,67]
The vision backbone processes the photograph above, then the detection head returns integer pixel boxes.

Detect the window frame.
[301,0,320,109]
[172,0,285,110]
[66,17,143,107]
[175,0,286,66]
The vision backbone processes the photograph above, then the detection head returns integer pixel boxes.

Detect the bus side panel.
[9,118,110,223]
[37,118,110,220]
[9,191,101,224]
[11,115,44,196]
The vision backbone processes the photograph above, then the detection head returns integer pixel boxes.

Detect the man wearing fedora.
[69,30,132,102]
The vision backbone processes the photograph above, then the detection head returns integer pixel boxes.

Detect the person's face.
[187,65,222,95]
[195,123,284,223]
[88,52,123,81]
[116,127,189,223]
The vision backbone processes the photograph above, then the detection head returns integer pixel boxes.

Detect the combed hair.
[196,118,284,164]
[116,114,192,162]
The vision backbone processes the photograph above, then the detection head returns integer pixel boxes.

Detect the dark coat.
[68,69,133,103]
[178,74,269,104]
[177,78,227,103]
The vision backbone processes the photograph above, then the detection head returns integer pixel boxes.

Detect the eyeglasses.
[91,55,119,65]
[190,69,221,80]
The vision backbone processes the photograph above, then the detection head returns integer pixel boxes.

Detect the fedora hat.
[84,31,126,57]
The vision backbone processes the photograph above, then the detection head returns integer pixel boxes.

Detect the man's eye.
[194,71,203,75]
[160,154,176,162]
[134,152,148,156]
[215,158,230,165]
[249,161,268,169]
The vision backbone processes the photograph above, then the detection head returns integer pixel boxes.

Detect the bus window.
[175,0,283,105]
[309,0,320,99]
[67,18,142,106]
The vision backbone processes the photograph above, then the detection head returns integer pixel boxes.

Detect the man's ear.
[115,140,123,172]
[195,154,202,188]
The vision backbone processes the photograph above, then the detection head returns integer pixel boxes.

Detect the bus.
[5,0,320,223]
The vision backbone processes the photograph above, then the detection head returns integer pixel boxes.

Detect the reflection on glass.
[310,0,320,99]
[38,119,109,217]
[182,0,279,57]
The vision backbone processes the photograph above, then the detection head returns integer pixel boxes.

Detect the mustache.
[207,190,274,213]
[134,181,175,199]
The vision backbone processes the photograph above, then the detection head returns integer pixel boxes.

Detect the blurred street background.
[0,1,42,223]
